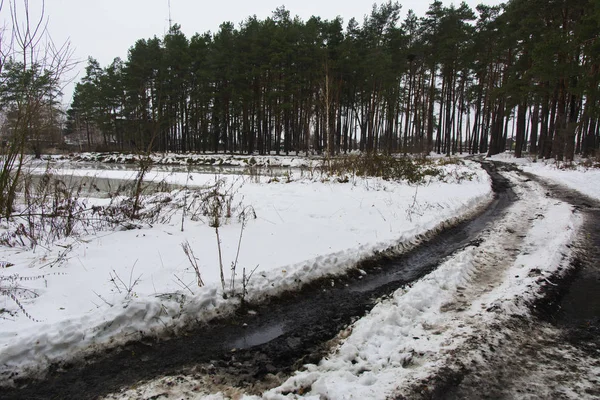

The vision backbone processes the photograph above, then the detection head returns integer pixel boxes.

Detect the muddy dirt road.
[0,164,513,399]
[3,162,598,400]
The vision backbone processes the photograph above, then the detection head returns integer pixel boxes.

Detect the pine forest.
[64,0,600,160]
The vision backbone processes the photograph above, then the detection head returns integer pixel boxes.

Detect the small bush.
[322,154,441,184]
[196,177,243,228]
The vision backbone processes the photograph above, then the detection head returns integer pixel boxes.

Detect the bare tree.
[0,0,73,217]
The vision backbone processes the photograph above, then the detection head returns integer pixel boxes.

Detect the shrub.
[322,153,441,183]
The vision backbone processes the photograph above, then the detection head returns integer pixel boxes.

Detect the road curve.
[398,163,600,400]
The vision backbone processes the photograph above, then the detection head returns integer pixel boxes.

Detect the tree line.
[65,0,600,160]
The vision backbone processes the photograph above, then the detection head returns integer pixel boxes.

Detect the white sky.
[9,0,503,104]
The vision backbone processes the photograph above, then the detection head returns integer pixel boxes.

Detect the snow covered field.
[0,158,491,381]
[2,153,599,399]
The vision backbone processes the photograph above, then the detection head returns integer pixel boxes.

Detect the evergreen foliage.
[66,1,600,160]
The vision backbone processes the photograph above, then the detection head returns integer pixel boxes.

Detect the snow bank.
[46,152,321,168]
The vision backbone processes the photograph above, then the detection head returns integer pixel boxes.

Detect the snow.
[45,152,323,169]
[3,153,599,398]
[102,156,600,400]
[0,159,492,382]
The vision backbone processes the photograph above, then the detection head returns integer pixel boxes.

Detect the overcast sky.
[22,0,502,104]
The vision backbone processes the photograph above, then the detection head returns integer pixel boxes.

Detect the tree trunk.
[514,100,527,158]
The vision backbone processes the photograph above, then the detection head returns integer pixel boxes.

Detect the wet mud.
[524,171,600,349]
[0,162,514,400]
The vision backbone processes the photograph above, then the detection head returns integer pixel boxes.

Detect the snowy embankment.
[105,167,591,400]
[0,160,491,382]
[48,152,322,168]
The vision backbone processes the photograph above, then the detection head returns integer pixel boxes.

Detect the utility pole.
[168,0,172,29]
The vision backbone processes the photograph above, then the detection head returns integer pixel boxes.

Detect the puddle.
[230,323,286,350]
